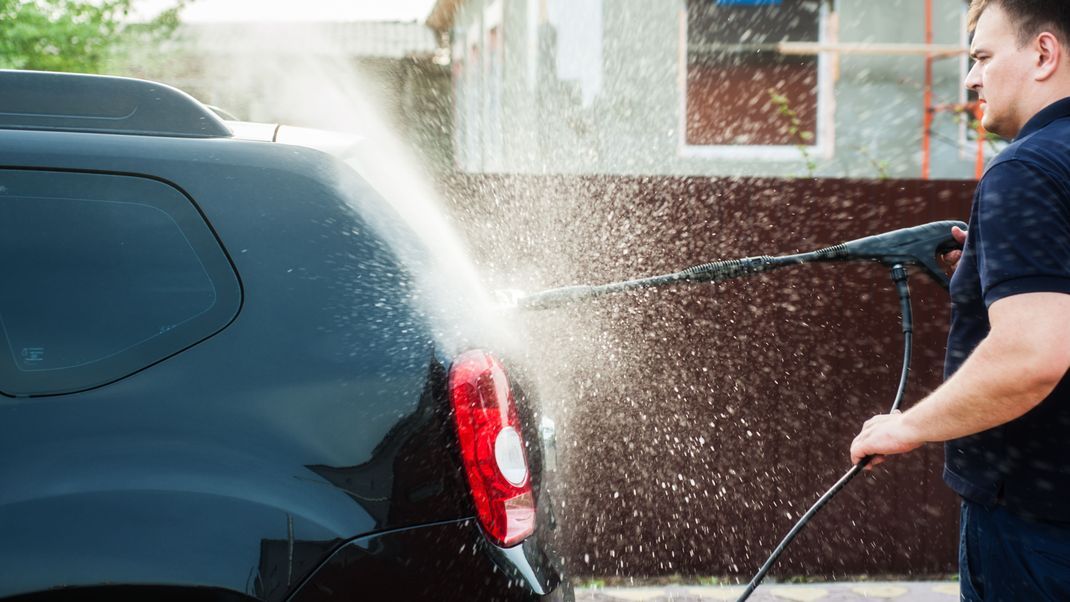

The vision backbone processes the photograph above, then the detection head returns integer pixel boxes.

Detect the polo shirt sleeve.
[975,159,1070,306]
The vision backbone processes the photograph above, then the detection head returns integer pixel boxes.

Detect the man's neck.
[1010,87,1070,137]
[1036,79,1070,113]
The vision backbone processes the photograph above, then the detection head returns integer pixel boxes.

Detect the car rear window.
[0,170,241,396]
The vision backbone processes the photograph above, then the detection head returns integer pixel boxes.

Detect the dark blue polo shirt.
[944,96,1070,521]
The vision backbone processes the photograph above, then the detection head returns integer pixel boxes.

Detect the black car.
[0,70,567,601]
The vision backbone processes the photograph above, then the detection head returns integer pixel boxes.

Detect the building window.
[484,20,504,170]
[452,23,482,172]
[684,0,824,148]
[451,1,505,173]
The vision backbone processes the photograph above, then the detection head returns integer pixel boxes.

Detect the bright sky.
[131,0,439,22]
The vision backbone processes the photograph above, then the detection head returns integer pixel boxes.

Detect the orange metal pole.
[922,0,934,179]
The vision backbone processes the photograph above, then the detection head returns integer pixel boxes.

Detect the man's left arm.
[849,291,1070,467]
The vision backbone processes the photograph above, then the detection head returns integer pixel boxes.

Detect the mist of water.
[168,25,526,356]
[112,14,963,585]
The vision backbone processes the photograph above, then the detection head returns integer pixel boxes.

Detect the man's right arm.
[850,290,1070,466]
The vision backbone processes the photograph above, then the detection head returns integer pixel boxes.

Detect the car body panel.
[289,519,566,601]
[0,127,565,599]
[0,489,337,600]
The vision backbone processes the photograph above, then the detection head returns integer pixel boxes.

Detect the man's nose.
[964,62,982,91]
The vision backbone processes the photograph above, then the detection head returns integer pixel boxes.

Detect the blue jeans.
[960,499,1070,601]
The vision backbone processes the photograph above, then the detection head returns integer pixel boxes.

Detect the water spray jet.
[506,220,966,601]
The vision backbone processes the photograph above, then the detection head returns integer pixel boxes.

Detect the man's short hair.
[968,0,1070,46]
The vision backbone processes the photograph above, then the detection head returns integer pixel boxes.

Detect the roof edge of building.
[427,0,461,32]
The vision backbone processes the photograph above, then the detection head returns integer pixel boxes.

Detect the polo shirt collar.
[1016,96,1070,140]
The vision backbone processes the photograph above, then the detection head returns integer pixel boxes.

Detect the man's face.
[965,4,1037,138]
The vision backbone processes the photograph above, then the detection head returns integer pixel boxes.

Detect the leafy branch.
[768,88,817,177]
[854,145,891,180]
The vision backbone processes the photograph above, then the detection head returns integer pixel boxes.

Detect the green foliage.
[768,88,818,178]
[855,145,891,180]
[576,578,607,589]
[696,576,722,586]
[0,0,188,73]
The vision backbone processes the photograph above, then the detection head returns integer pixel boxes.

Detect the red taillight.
[449,350,536,547]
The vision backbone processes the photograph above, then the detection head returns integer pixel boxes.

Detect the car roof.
[0,70,232,138]
[0,70,369,160]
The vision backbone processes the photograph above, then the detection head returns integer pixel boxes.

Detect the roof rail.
[0,70,232,138]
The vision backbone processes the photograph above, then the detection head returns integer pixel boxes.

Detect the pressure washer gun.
[515,220,965,310]
[510,220,967,602]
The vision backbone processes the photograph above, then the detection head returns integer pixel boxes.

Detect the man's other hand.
[939,226,968,276]
[850,410,924,469]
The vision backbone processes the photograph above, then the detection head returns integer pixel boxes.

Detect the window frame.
[676,0,836,161]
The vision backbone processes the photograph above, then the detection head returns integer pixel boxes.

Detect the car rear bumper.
[288,518,569,601]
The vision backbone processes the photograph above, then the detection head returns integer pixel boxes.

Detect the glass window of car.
[0,170,241,396]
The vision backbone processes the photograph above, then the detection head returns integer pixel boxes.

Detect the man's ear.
[1035,31,1061,81]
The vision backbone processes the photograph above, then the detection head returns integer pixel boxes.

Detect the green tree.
[0,0,188,73]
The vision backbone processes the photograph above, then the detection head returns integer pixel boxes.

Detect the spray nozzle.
[492,286,526,307]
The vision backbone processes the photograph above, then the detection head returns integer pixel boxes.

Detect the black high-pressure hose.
[517,221,963,310]
[512,220,964,600]
[734,264,914,602]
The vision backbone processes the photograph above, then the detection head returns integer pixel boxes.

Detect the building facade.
[429,0,988,179]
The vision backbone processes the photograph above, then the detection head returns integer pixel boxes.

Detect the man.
[849,0,1070,599]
